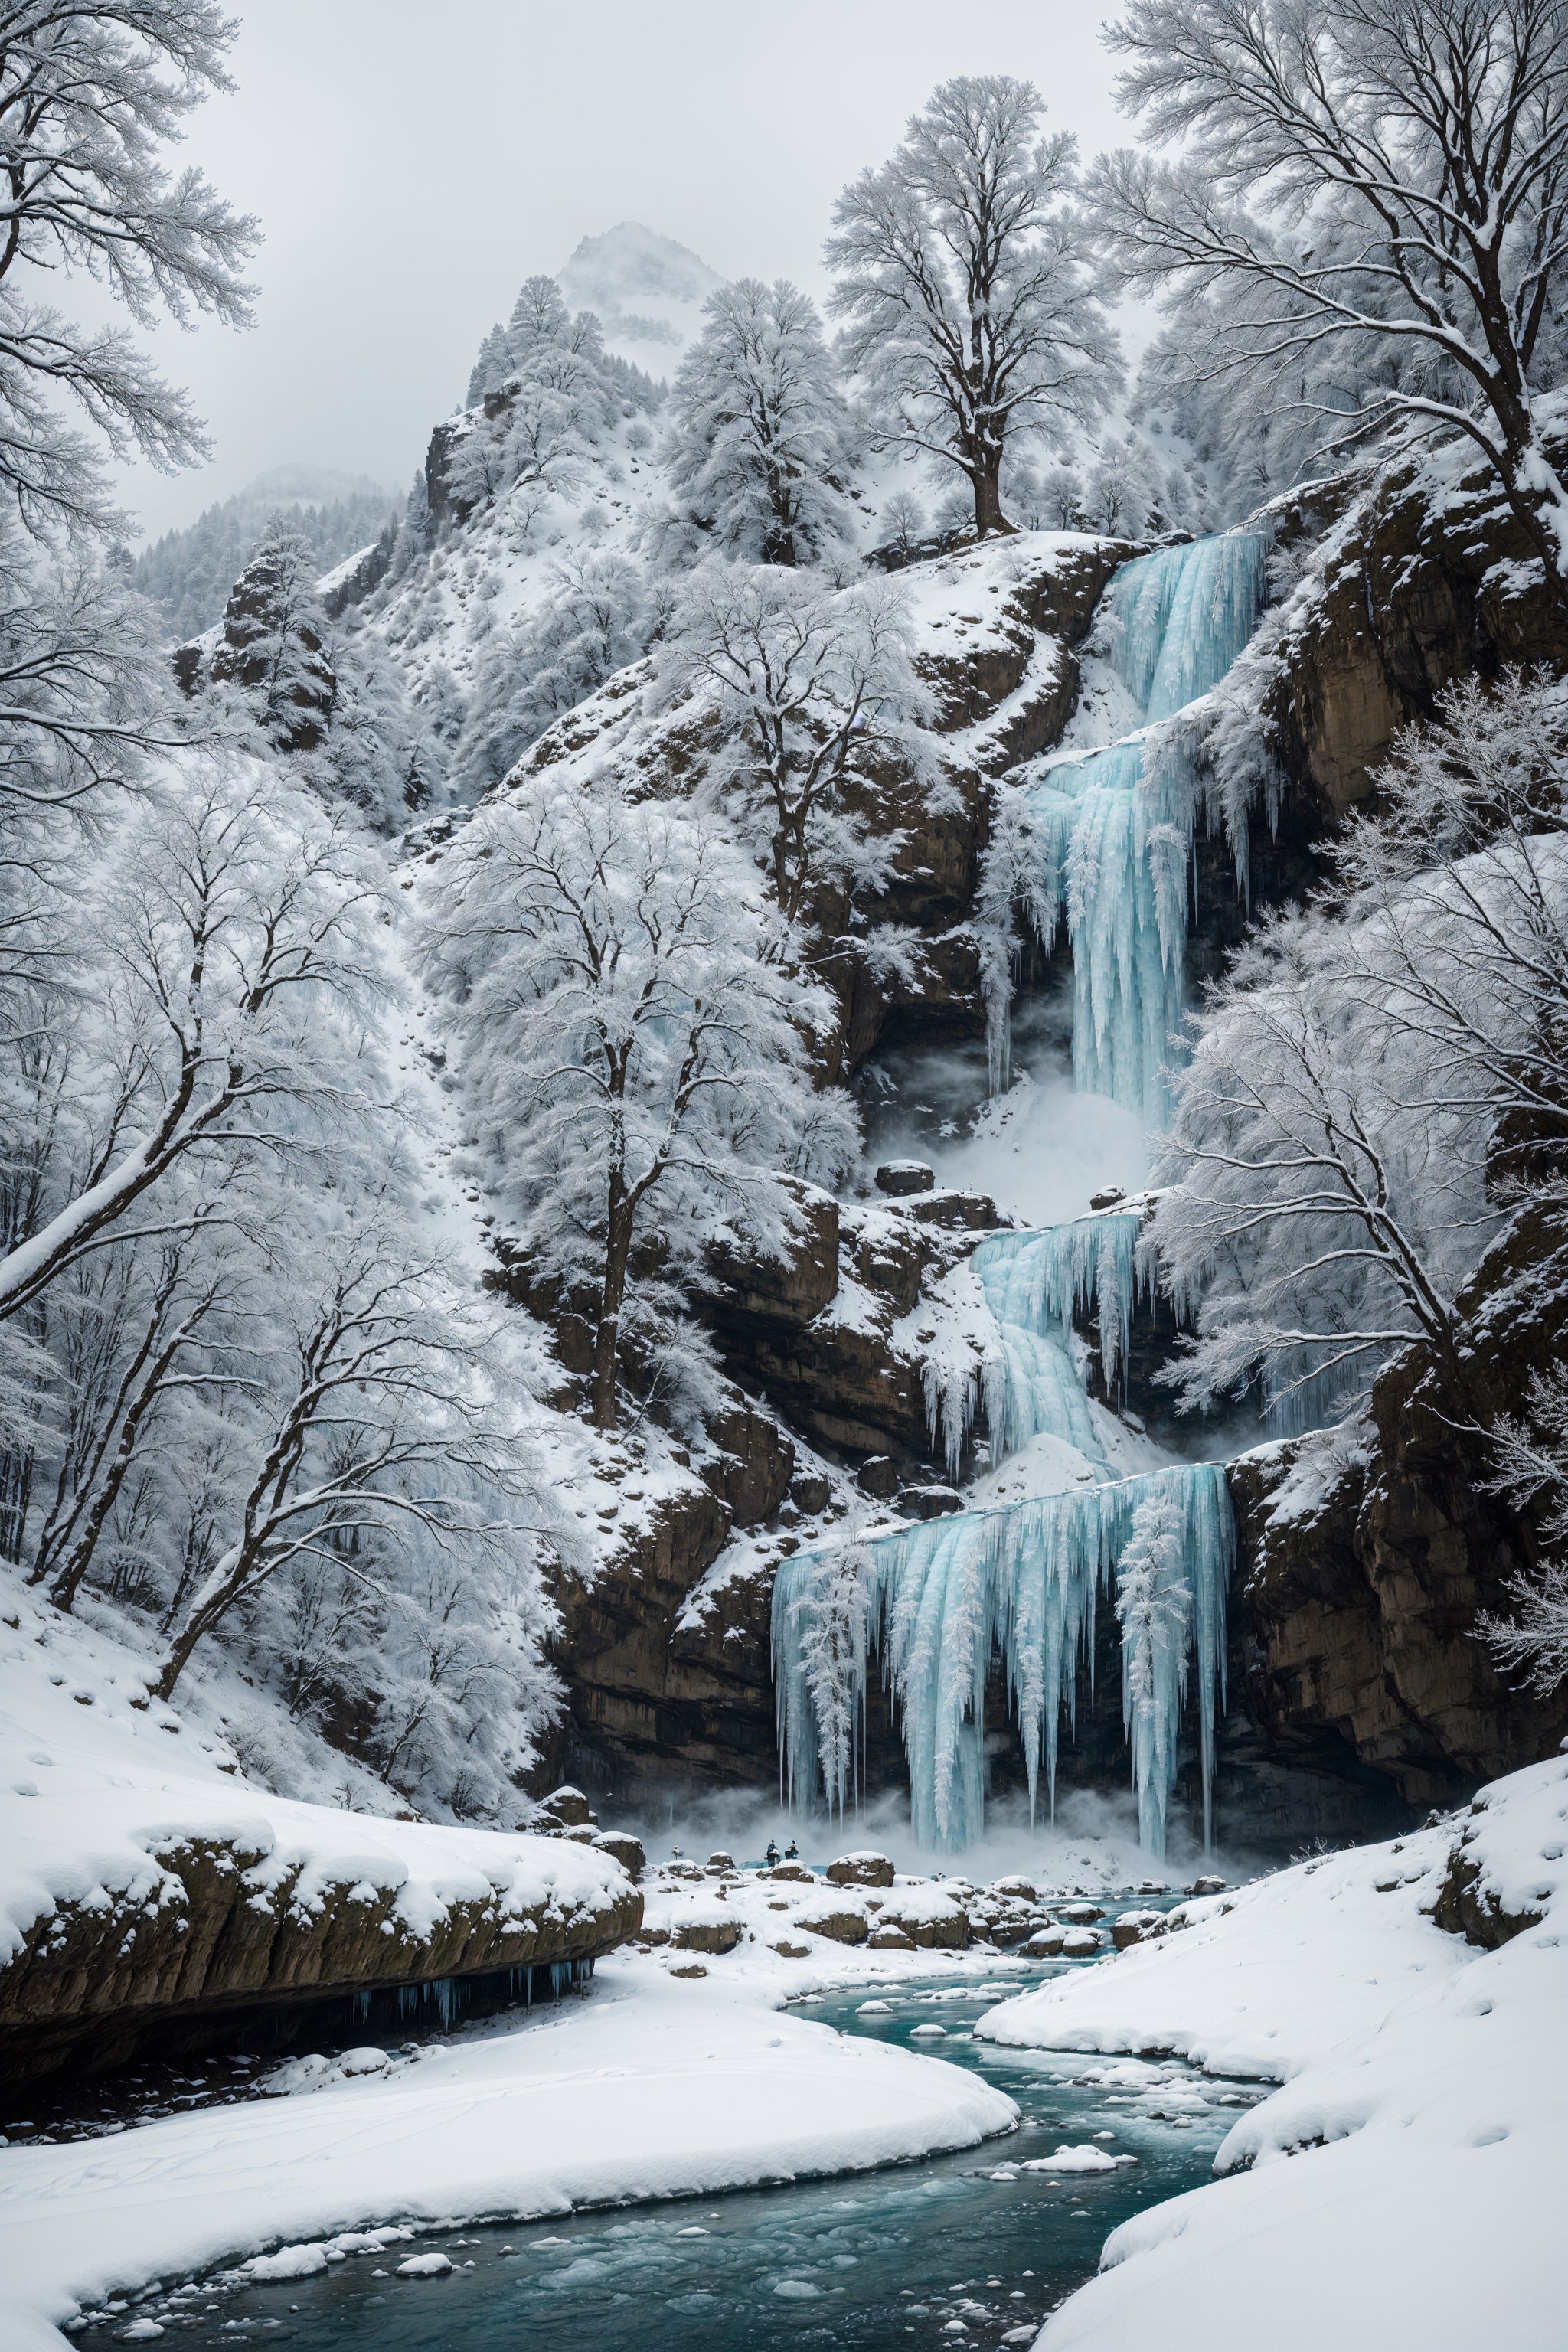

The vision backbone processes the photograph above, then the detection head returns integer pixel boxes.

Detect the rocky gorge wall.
[534,482,1568,1847]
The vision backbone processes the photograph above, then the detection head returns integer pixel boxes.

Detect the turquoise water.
[126,1970,1256,2350]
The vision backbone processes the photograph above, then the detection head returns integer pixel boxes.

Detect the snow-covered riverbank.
[0,1573,1026,2347]
[977,1753,1568,2352]
[0,1964,1016,2349]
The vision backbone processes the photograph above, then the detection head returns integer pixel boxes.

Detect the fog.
[106,0,1130,535]
[622,1781,1270,1887]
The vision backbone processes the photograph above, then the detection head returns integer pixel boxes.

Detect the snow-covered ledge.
[0,1589,639,2089]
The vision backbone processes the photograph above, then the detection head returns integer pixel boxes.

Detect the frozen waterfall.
[954,1211,1148,1472]
[773,1460,1232,1858]
[1028,532,1268,1119]
[775,1203,1233,1856]
[771,534,1267,1856]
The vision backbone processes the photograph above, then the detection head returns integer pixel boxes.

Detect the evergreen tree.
[210,519,336,751]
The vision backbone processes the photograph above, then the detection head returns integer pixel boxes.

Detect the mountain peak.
[557,221,724,366]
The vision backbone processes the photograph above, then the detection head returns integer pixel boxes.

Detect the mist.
[100,0,1131,537]
[620,1780,1273,1890]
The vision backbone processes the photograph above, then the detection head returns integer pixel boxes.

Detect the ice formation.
[773,1462,1232,1857]
[1027,532,1268,1119]
[975,1211,1147,1413]
[773,538,1270,1856]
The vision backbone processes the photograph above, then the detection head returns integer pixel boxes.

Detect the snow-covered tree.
[209,518,336,750]
[0,3,256,1034]
[1083,435,1162,535]
[654,560,944,967]
[318,619,439,825]
[0,2,255,538]
[457,548,662,792]
[1152,672,1568,1423]
[0,759,382,1331]
[1092,0,1568,586]
[880,488,927,560]
[420,767,857,1431]
[1480,1367,1568,1694]
[152,1210,555,1701]
[447,277,619,525]
[667,278,856,566]
[827,76,1120,538]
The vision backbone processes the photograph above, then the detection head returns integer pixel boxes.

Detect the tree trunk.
[1496,442,1568,601]
[971,452,1011,540]
[591,1191,635,1432]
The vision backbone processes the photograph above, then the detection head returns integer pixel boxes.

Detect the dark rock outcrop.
[1431,1808,1546,1948]
[1257,453,1568,830]
[0,1832,639,2091]
[1229,1210,1568,1815]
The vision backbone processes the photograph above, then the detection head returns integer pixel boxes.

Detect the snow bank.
[975,1755,1567,2351]
[0,1965,1017,2348]
[0,1582,627,1975]
[978,1813,1455,2078]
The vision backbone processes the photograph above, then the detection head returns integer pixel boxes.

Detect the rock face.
[1230,1208,1568,1816]
[823,535,1127,1076]
[1268,462,1568,824]
[0,1831,641,2090]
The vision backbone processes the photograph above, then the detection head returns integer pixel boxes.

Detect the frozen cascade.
[772,1461,1232,1858]
[1027,531,1268,1120]
[974,1210,1147,1413]
[769,541,1269,1856]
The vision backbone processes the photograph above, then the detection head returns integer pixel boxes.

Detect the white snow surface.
[975,1753,1568,2351]
[0,1963,1015,2348]
[0,1576,626,1968]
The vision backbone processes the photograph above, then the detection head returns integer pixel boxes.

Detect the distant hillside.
[130,466,403,641]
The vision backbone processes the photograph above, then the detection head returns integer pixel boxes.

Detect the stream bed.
[101,1970,1259,2351]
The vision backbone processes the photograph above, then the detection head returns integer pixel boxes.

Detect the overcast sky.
[116,1,1130,538]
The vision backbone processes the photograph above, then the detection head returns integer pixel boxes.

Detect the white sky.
[113,0,1132,538]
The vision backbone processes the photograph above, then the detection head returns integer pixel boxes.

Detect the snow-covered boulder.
[825,1850,897,1889]
[795,1900,871,1947]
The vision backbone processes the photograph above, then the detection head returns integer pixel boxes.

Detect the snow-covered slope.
[0,1570,630,2022]
[975,1754,1568,2351]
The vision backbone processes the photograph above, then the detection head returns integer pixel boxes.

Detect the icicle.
[973,1213,1146,1404]
[772,1462,1233,1856]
